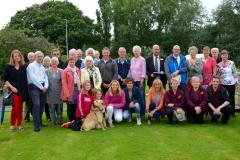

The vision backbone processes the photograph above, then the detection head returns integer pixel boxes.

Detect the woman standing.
[81,56,102,89]
[61,57,81,121]
[3,50,28,131]
[104,80,126,128]
[130,45,146,117]
[218,50,239,116]
[146,78,165,125]
[43,56,51,122]
[46,57,63,125]
[186,46,202,88]
[201,46,217,89]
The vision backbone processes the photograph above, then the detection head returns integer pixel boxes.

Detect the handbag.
[3,90,13,106]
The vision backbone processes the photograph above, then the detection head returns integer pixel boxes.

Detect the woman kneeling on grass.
[104,80,126,128]
[186,76,208,124]
[63,80,94,131]
[123,77,142,125]
[165,77,186,124]
[146,78,165,125]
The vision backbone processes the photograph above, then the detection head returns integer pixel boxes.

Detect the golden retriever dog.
[81,100,107,131]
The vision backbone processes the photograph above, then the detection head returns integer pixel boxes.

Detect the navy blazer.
[123,87,142,110]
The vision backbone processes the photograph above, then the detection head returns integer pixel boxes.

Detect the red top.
[75,91,94,118]
[202,57,217,85]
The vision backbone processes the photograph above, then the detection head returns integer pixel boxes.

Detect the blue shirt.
[27,61,49,89]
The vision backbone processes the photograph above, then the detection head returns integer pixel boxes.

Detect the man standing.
[115,47,130,88]
[27,51,49,132]
[63,49,82,69]
[24,52,35,122]
[51,49,65,69]
[97,47,118,95]
[211,48,221,64]
[164,45,187,92]
[207,76,233,123]
[146,45,167,88]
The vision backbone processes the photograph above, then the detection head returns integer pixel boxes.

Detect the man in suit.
[146,45,167,88]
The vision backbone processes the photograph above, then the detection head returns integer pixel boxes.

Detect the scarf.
[68,66,81,90]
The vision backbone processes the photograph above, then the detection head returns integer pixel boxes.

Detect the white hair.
[188,46,198,54]
[132,45,141,53]
[171,77,180,84]
[173,45,180,50]
[211,48,219,53]
[27,52,35,58]
[191,76,200,83]
[69,48,77,56]
[84,56,94,66]
[86,48,95,56]
[50,57,59,64]
[118,47,126,52]
[35,51,44,56]
[94,50,100,56]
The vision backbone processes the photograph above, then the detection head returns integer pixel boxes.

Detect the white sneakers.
[147,120,151,126]
[137,118,142,125]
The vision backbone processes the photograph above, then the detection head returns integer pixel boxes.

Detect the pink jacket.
[61,68,81,102]
[104,91,126,109]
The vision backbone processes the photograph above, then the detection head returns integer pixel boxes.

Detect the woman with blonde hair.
[146,78,165,125]
[3,50,28,131]
[104,80,126,128]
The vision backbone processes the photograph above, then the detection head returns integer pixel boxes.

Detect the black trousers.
[67,103,77,121]
[210,105,233,123]
[165,108,174,123]
[222,85,236,115]
[68,117,82,131]
[24,97,32,121]
[45,103,51,120]
[187,110,204,124]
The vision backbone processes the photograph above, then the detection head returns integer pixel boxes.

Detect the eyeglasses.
[52,53,60,56]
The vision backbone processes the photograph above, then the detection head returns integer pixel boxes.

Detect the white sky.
[0,0,222,29]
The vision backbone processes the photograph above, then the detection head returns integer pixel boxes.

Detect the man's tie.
[154,56,159,72]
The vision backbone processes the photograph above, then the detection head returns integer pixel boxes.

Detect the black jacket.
[146,55,167,87]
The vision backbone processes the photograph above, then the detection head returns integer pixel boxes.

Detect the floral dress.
[218,60,238,85]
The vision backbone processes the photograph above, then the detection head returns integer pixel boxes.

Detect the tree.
[96,0,112,47]
[99,0,205,57]
[7,1,100,54]
[0,29,55,75]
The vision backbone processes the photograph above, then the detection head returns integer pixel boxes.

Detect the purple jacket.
[186,87,208,112]
[104,91,126,109]
[165,88,185,110]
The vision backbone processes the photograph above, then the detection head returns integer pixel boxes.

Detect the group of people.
[2,44,239,132]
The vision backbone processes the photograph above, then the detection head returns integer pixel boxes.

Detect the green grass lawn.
[0,112,240,160]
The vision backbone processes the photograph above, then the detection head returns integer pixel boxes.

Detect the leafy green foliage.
[7,1,100,54]
[0,29,55,76]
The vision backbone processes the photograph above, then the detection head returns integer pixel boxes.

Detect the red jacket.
[61,67,81,102]
[76,92,94,118]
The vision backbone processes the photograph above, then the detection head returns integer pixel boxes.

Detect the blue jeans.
[29,84,45,130]
[123,103,141,119]
[134,81,146,117]
[148,103,161,119]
